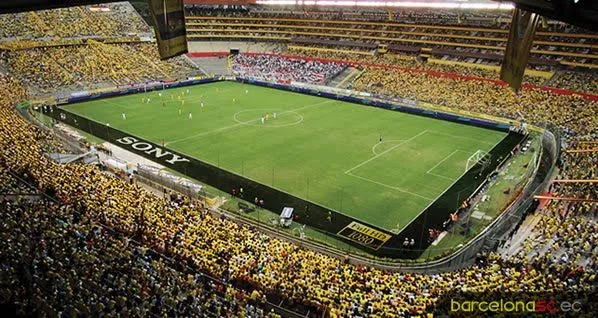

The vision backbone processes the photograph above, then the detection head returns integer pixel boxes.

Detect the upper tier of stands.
[0,2,200,97]
[0,2,151,39]
[0,42,199,96]
[185,6,598,69]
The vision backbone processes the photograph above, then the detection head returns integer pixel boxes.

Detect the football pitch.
[62,81,506,232]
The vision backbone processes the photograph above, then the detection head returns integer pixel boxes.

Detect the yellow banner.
[337,221,392,249]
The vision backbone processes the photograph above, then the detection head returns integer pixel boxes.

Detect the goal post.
[466,150,490,172]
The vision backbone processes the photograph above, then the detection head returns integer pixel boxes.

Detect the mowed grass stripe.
[62,81,506,231]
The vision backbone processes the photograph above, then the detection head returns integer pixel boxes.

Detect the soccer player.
[178,108,182,116]
[188,112,192,120]
[200,102,204,108]
[158,92,162,98]
[181,100,185,107]
[121,113,126,120]
[265,113,270,120]
[232,97,236,104]
[186,88,190,95]
[146,97,151,104]
[261,117,265,124]
[273,112,277,119]
[245,89,248,94]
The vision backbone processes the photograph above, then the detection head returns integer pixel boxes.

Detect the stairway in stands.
[327,67,363,88]
[190,57,229,76]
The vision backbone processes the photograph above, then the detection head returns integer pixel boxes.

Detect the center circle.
[233,108,303,127]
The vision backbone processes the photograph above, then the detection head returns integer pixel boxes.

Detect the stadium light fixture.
[255,0,515,10]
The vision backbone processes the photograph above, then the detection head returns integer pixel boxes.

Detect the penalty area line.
[345,130,428,174]
[426,172,454,181]
[426,149,460,174]
[346,172,434,201]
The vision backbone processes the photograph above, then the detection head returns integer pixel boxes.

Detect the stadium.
[0,0,596,317]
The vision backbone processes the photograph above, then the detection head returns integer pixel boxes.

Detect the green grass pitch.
[62,81,506,232]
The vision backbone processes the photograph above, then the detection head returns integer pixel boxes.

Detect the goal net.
[465,150,490,172]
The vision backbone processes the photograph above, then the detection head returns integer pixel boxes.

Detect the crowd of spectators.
[0,178,276,316]
[0,78,279,316]
[551,148,598,200]
[185,5,597,36]
[514,195,596,277]
[0,1,202,97]
[550,71,598,95]
[184,6,598,70]
[286,48,549,85]
[0,169,37,195]
[0,5,595,314]
[0,2,150,39]
[1,41,597,315]
[232,54,345,85]
[352,67,597,136]
[1,43,198,95]
[186,6,511,29]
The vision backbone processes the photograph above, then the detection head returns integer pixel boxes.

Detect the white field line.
[426,149,460,174]
[344,130,428,174]
[428,130,497,146]
[400,133,507,231]
[167,99,335,145]
[426,149,474,180]
[346,172,434,201]
[427,172,454,181]
[371,139,406,155]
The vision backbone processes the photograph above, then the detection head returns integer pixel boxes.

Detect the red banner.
[187,52,229,57]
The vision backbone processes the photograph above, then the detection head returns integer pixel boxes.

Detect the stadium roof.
[0,0,596,31]
[512,0,597,31]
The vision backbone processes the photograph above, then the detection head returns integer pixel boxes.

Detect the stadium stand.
[0,2,151,39]
[184,6,598,71]
[0,184,277,317]
[282,48,549,85]
[0,2,199,96]
[548,71,598,95]
[231,53,345,85]
[1,43,199,96]
[229,52,596,136]
[0,3,596,317]
[1,58,597,316]
[0,76,283,317]
[352,67,597,136]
